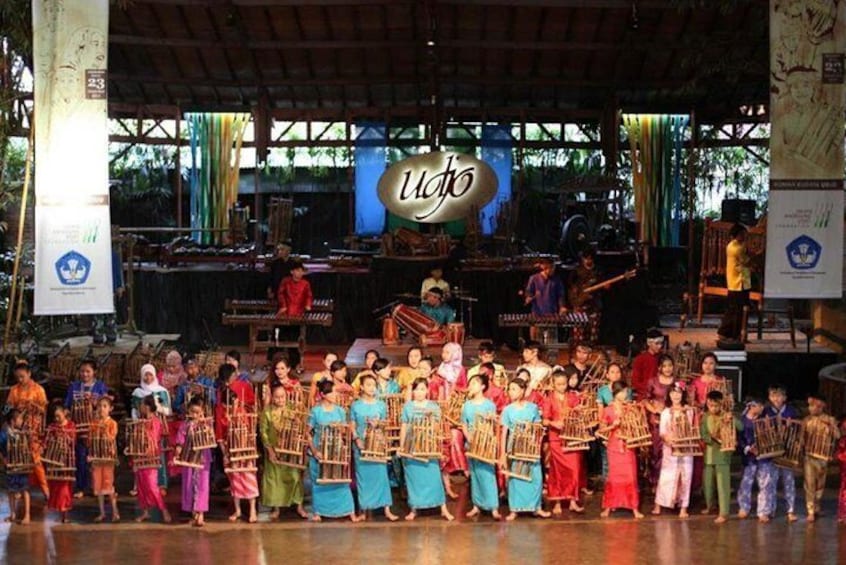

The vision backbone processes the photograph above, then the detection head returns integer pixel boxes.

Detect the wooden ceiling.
[108,0,769,122]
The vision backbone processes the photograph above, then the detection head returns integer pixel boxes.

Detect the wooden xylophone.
[222,312,333,328]
[498,313,591,329]
[224,298,334,313]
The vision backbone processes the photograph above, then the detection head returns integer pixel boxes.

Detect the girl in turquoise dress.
[461,373,501,519]
[373,358,401,397]
[401,378,454,521]
[307,379,361,522]
[500,376,551,521]
[350,374,398,521]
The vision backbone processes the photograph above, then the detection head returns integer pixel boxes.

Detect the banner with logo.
[32,0,114,314]
[765,1,844,298]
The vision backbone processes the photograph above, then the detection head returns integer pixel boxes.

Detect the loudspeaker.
[721,199,756,225]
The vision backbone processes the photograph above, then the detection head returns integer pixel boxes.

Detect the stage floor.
[1,478,842,565]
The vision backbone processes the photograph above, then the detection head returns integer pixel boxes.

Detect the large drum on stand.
[382,317,399,346]
[446,322,465,345]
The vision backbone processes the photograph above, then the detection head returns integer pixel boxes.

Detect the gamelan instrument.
[222,312,333,328]
[173,418,216,469]
[383,394,404,452]
[381,316,399,346]
[391,304,446,346]
[497,312,590,329]
[224,298,334,313]
[502,421,544,482]
[70,392,99,436]
[774,419,804,470]
[442,389,467,427]
[718,413,737,452]
[87,421,118,465]
[804,417,838,462]
[316,423,352,484]
[48,343,79,381]
[41,426,76,481]
[272,407,308,469]
[466,413,500,464]
[398,412,442,462]
[446,322,465,345]
[359,418,390,463]
[225,411,259,474]
[754,417,785,459]
[124,419,163,469]
[619,403,652,449]
[5,430,34,474]
[669,408,703,457]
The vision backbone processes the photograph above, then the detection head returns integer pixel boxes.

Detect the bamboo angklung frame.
[560,410,592,452]
[70,392,98,436]
[466,413,500,464]
[185,382,215,417]
[576,392,601,429]
[579,355,608,394]
[704,378,735,412]
[174,418,216,469]
[718,413,737,452]
[754,417,785,459]
[19,401,45,440]
[6,430,34,474]
[88,421,118,464]
[383,394,404,452]
[502,421,544,482]
[42,427,76,481]
[774,418,804,469]
[398,412,442,463]
[124,419,162,470]
[225,411,259,473]
[619,403,652,448]
[669,407,703,457]
[360,418,390,462]
[804,417,837,461]
[317,423,352,484]
[272,407,308,469]
[443,389,467,427]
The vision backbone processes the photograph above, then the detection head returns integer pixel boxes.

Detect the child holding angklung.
[599,381,643,520]
[216,392,259,524]
[652,382,693,518]
[64,357,108,499]
[307,379,360,522]
[174,398,213,527]
[500,376,551,521]
[596,362,630,479]
[350,373,398,521]
[132,395,172,524]
[837,416,846,524]
[260,383,308,520]
[0,409,31,524]
[803,394,841,523]
[736,398,773,523]
[700,390,741,524]
[88,397,120,522]
[401,378,454,522]
[543,367,585,515]
[762,384,799,522]
[461,373,500,519]
[45,403,76,523]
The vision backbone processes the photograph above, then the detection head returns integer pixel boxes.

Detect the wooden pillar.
[175,106,182,228]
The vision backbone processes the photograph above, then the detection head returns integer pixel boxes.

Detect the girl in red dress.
[599,381,644,519]
[543,367,585,515]
[837,416,846,524]
[45,404,76,523]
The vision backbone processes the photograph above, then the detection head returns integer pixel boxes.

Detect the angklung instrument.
[383,394,404,453]
[619,403,652,449]
[41,426,76,481]
[5,430,34,474]
[87,421,118,465]
[559,409,593,452]
[466,413,500,464]
[173,418,216,469]
[754,417,785,459]
[70,392,99,437]
[225,409,259,474]
[316,423,352,484]
[442,389,467,427]
[669,407,703,457]
[398,411,442,463]
[804,416,838,462]
[774,418,804,470]
[124,419,162,470]
[502,421,544,482]
[272,407,308,470]
[717,412,738,452]
[360,418,390,463]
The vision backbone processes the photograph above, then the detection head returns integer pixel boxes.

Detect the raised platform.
[51,333,182,356]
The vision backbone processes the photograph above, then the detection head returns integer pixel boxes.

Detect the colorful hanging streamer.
[623,114,688,247]
[187,113,250,245]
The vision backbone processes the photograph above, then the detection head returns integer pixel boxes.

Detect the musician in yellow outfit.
[718,224,751,342]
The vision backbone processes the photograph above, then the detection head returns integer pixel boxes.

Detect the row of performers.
[4,344,846,525]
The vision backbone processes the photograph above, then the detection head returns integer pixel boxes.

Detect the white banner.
[765,1,845,298]
[32,0,113,314]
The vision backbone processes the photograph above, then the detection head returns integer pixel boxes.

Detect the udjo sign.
[377,152,498,223]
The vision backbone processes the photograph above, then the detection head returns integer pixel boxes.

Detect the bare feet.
[129,489,138,496]
[404,511,416,521]
[581,488,594,496]
[446,489,459,500]
[269,509,280,520]
[505,512,517,521]
[162,511,172,524]
[4,516,14,523]
[19,516,30,525]
[384,508,399,522]
[350,513,363,523]
[73,491,84,499]
[787,512,798,522]
[112,514,120,522]
[248,513,257,524]
[758,515,770,523]
[296,505,309,520]
[714,515,727,524]
[600,509,610,518]
[679,509,689,519]
[136,511,150,523]
[738,510,749,519]
[534,509,551,519]
[700,507,712,515]
[94,514,105,523]
[807,513,815,523]
[569,502,584,514]
[552,503,562,516]
[441,506,454,521]
[466,506,481,518]
[312,514,322,522]
[651,505,661,516]
[492,509,502,520]
[633,511,645,519]
[229,512,242,522]
[159,488,167,497]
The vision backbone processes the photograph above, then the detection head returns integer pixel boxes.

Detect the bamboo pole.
[4,121,34,356]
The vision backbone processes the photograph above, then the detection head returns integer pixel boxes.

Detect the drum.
[446,322,465,345]
[392,304,438,337]
[382,317,399,346]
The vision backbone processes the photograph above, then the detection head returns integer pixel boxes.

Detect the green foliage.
[109,145,175,227]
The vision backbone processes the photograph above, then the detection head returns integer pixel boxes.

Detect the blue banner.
[480,125,513,235]
[354,123,387,235]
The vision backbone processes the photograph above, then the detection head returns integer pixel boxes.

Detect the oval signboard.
[377,151,498,223]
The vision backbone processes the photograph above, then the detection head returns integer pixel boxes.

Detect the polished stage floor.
[2,479,843,565]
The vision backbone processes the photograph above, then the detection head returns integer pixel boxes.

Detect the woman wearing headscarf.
[429,342,468,499]
[132,364,172,492]
[158,351,186,477]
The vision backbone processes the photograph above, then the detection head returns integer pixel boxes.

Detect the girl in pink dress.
[599,381,644,519]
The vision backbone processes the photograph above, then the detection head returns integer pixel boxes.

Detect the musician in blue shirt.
[174,357,217,416]
[420,288,455,326]
[524,258,567,316]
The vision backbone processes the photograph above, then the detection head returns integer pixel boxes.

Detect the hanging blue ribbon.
[354,122,387,235]
[480,125,513,235]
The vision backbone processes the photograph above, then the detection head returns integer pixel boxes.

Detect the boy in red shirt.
[275,261,313,317]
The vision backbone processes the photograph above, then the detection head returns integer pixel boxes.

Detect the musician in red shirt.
[275,262,313,318]
[630,328,664,400]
